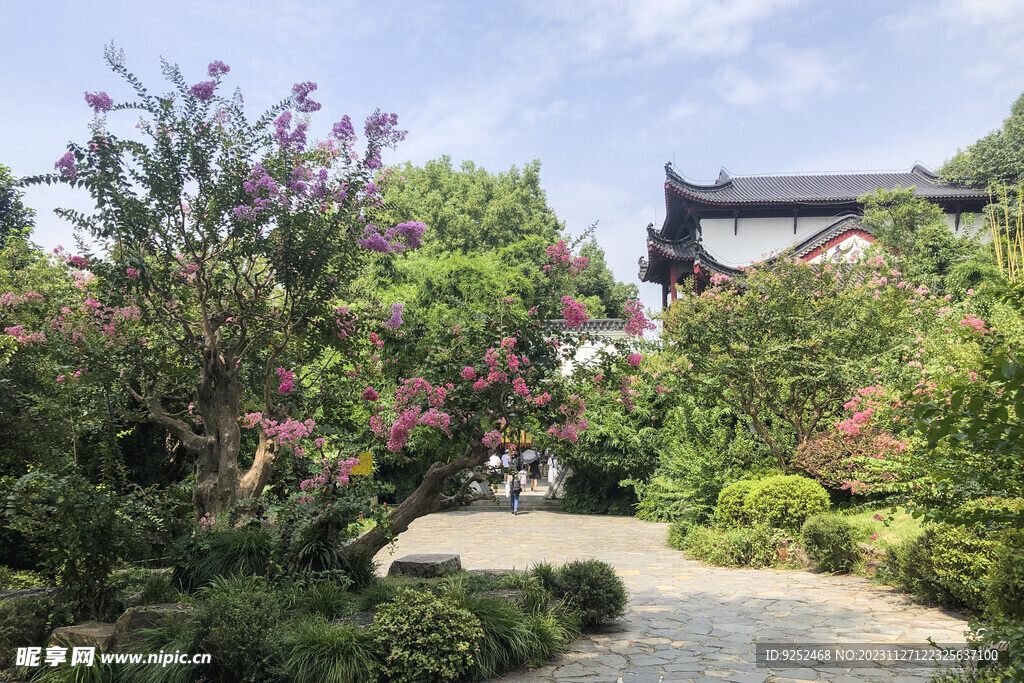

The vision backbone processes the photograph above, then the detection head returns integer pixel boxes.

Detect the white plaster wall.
[701,215,840,265]
[806,234,873,263]
[561,330,628,377]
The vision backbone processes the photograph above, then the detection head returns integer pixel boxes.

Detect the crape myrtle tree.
[336,240,645,561]
[662,256,918,472]
[25,48,423,518]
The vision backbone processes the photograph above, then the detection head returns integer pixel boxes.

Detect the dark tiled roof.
[790,214,870,258]
[647,226,698,261]
[665,163,987,206]
[549,318,626,332]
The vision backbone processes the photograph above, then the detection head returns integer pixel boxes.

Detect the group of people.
[487,449,557,515]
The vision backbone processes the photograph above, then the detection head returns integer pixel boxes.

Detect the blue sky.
[3,0,1023,311]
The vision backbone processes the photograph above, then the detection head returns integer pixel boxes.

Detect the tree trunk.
[341,446,489,562]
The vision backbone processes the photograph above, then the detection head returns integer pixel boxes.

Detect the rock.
[111,603,192,651]
[0,587,58,602]
[387,553,462,578]
[49,621,116,652]
[332,611,375,629]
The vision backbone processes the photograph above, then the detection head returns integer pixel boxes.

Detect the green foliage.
[282,615,378,683]
[133,607,205,683]
[0,163,34,248]
[0,566,46,589]
[715,480,759,528]
[173,526,275,591]
[988,531,1024,622]
[561,469,637,516]
[861,188,992,293]
[636,397,773,525]
[675,525,786,568]
[0,595,53,668]
[3,472,131,616]
[880,525,1000,612]
[290,579,354,621]
[663,257,914,471]
[195,576,288,682]
[666,521,691,551]
[941,91,1024,188]
[800,514,862,573]
[372,588,481,683]
[557,559,628,628]
[743,475,831,531]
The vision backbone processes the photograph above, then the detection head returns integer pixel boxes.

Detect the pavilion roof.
[664,163,987,207]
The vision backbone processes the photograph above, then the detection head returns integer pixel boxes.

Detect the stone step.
[466,498,564,513]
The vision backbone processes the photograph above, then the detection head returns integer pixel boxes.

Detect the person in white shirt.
[488,453,501,475]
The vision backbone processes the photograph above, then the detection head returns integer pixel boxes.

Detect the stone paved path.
[374,509,969,683]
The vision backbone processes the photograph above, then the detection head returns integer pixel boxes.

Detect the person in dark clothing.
[510,466,523,514]
[529,459,541,491]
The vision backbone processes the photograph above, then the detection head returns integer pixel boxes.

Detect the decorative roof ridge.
[790,214,871,258]
[667,162,957,184]
[548,318,626,332]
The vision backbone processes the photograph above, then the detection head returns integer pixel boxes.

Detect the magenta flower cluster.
[276,367,295,393]
[385,303,404,330]
[361,386,379,402]
[190,81,216,102]
[4,325,46,343]
[54,152,76,180]
[546,395,587,442]
[482,430,502,449]
[543,241,588,275]
[207,61,230,77]
[273,111,308,150]
[298,456,361,501]
[623,299,655,337]
[560,295,588,329]
[357,221,426,254]
[292,81,321,113]
[84,91,113,114]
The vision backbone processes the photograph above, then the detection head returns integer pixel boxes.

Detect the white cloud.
[715,43,841,108]
[668,101,701,120]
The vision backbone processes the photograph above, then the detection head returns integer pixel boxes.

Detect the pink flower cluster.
[198,513,217,532]
[276,367,295,393]
[624,299,655,337]
[543,241,588,275]
[1,291,43,307]
[626,353,642,367]
[4,326,46,343]
[383,377,454,451]
[482,430,502,449]
[959,314,988,334]
[298,456,361,499]
[561,296,588,329]
[546,395,587,442]
[709,273,731,286]
[361,386,379,401]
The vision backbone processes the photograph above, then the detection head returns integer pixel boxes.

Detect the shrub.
[372,589,481,683]
[679,525,786,568]
[529,562,564,596]
[133,610,206,683]
[987,530,1024,621]
[453,594,540,679]
[714,480,759,528]
[0,595,54,669]
[558,559,627,628]
[195,576,288,682]
[801,514,861,573]
[666,521,691,551]
[880,525,1000,612]
[174,526,276,591]
[742,475,830,531]
[0,567,46,589]
[282,615,377,683]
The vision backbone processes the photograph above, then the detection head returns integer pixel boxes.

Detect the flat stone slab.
[50,621,115,652]
[112,603,192,651]
[0,587,57,602]
[387,553,462,578]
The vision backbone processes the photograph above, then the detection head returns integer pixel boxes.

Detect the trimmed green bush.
[666,521,691,551]
[801,514,861,573]
[0,595,55,669]
[881,525,1000,612]
[558,559,628,628]
[679,525,786,568]
[987,530,1024,621]
[742,475,830,531]
[372,589,481,683]
[714,480,759,528]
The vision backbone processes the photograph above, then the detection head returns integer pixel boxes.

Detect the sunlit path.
[375,510,969,683]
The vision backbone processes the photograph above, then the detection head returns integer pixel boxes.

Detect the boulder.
[49,621,115,652]
[0,587,57,602]
[387,553,462,578]
[332,611,375,629]
[111,603,192,651]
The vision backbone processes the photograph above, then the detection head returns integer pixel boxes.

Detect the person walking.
[509,465,523,514]
[529,458,541,492]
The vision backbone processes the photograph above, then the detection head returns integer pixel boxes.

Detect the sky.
[3,0,1023,312]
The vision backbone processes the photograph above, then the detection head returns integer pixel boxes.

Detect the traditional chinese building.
[638,163,989,307]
